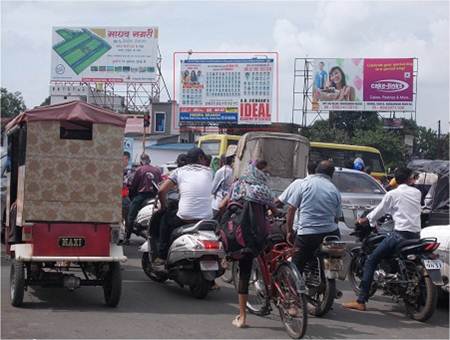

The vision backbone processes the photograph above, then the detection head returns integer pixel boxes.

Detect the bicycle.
[233,225,308,339]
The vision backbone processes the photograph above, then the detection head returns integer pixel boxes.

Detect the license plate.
[58,237,86,248]
[424,259,443,270]
[200,260,219,271]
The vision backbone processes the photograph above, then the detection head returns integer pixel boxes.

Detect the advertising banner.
[179,58,274,124]
[312,58,414,112]
[51,27,158,83]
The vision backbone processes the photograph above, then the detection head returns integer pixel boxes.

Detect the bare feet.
[232,315,248,328]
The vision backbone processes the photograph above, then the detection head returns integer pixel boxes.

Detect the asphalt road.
[1,239,449,339]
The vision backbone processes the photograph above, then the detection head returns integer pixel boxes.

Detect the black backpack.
[217,200,269,259]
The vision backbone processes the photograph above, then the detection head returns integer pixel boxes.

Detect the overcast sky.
[1,0,449,131]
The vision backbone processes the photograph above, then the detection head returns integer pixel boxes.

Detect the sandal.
[232,315,248,328]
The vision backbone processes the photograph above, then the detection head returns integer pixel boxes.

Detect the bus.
[310,142,387,179]
[198,134,387,180]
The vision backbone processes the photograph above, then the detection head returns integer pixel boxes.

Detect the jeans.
[357,230,420,303]
[158,213,188,259]
[126,192,155,239]
[292,228,341,274]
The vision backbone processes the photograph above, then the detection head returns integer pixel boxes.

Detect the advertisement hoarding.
[312,58,414,111]
[51,27,158,83]
[179,58,274,125]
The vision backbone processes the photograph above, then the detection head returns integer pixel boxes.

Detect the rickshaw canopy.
[407,159,449,177]
[5,100,127,133]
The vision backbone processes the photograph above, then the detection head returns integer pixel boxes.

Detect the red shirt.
[129,164,162,199]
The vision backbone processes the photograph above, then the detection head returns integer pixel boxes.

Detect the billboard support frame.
[292,57,418,127]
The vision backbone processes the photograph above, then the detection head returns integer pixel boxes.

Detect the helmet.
[353,157,365,171]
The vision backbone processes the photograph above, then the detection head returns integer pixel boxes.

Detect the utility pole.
[437,120,441,159]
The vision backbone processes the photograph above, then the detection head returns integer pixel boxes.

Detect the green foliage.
[305,113,449,171]
[40,96,51,106]
[301,120,350,144]
[329,111,381,138]
[352,127,406,170]
[1,88,26,118]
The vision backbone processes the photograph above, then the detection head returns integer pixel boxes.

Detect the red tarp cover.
[5,100,127,132]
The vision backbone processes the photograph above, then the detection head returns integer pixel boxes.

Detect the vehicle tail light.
[200,240,221,249]
[424,242,440,252]
[22,226,32,241]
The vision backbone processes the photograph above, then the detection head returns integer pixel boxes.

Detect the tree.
[302,120,350,144]
[40,96,51,106]
[1,88,26,118]
[352,126,406,170]
[329,111,381,138]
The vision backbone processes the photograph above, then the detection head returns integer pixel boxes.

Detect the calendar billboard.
[311,58,415,111]
[179,58,274,124]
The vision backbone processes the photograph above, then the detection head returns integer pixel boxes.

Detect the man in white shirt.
[211,145,236,215]
[156,147,213,263]
[343,167,421,311]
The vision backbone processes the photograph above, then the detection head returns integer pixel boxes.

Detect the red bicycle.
[233,222,308,339]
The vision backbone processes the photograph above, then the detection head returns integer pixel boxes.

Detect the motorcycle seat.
[170,220,218,241]
[396,239,421,254]
[367,234,386,246]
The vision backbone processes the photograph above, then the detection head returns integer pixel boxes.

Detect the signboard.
[312,58,414,111]
[51,27,158,83]
[179,58,274,125]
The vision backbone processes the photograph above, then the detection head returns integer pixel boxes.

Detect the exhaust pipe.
[335,289,343,299]
[63,275,81,291]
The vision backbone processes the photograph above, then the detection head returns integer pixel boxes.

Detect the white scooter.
[138,217,225,299]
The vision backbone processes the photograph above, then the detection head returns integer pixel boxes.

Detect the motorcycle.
[303,235,347,316]
[138,202,225,299]
[348,220,443,322]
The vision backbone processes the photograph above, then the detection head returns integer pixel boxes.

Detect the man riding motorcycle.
[154,147,213,265]
[283,160,342,273]
[343,166,421,311]
[124,153,162,244]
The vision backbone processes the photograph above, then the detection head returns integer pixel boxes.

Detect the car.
[421,225,450,295]
[332,168,386,231]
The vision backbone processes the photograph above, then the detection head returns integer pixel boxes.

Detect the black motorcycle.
[348,220,443,322]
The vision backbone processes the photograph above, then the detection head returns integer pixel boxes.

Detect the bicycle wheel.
[246,257,270,316]
[274,262,308,339]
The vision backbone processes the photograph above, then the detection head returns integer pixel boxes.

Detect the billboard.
[179,58,274,125]
[312,58,414,111]
[51,27,158,83]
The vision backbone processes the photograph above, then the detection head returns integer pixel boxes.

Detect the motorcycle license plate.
[423,259,443,270]
[200,260,219,271]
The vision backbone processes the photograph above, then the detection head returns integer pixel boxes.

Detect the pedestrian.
[211,145,236,216]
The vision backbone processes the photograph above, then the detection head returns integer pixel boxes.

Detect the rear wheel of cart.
[103,262,122,307]
[10,258,25,307]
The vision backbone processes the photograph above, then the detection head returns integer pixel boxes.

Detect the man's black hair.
[176,153,188,167]
[316,160,335,178]
[186,147,207,164]
[394,167,412,185]
[308,160,318,175]
[123,151,131,158]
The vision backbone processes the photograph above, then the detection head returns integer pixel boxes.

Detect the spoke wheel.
[246,257,271,316]
[404,268,437,322]
[275,263,308,339]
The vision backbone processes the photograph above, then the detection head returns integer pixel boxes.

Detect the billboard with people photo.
[312,58,415,112]
[179,58,274,125]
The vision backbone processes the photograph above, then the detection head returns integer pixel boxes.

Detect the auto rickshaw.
[4,100,127,307]
[233,132,310,195]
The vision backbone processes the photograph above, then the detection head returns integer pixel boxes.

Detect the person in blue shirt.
[314,61,327,90]
[285,160,342,273]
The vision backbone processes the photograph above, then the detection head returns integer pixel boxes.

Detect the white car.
[421,225,450,294]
